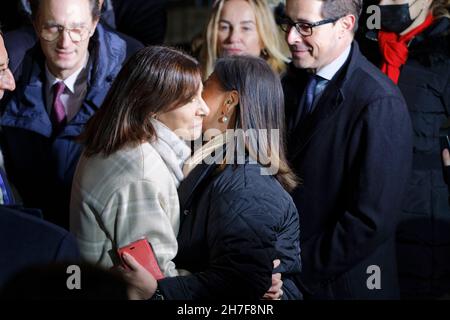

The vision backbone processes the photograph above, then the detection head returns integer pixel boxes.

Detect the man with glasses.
[0,0,131,229]
[281,0,413,299]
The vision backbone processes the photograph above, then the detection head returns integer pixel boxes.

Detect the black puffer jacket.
[158,158,302,300]
[360,17,450,299]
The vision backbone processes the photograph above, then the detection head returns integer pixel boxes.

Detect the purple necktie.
[51,81,67,131]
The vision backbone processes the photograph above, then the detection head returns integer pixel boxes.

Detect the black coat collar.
[177,146,227,215]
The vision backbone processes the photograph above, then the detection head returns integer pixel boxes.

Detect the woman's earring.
[219,114,229,124]
[261,48,268,57]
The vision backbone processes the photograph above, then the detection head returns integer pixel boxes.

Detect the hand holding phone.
[117,238,164,280]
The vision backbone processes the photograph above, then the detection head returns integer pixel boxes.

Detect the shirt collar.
[45,53,89,94]
[316,45,351,81]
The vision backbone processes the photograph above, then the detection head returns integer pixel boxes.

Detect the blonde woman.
[200,0,289,78]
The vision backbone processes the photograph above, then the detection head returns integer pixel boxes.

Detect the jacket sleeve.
[71,179,180,277]
[158,191,276,300]
[299,96,413,290]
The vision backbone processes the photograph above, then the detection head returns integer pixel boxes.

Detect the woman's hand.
[262,259,283,300]
[118,252,158,300]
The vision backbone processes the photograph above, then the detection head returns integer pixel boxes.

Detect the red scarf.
[378,14,434,84]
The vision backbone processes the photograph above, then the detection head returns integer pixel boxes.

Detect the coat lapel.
[285,74,308,132]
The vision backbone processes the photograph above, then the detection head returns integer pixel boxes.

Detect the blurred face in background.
[217,0,263,57]
[158,81,210,141]
[35,0,99,79]
[0,35,16,100]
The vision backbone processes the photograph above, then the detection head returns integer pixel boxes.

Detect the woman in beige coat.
[70,46,209,276]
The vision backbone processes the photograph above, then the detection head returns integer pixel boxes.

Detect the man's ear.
[339,14,356,35]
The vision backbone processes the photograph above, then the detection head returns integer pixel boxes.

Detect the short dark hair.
[320,0,363,32]
[81,46,201,157]
[30,0,101,22]
[213,55,298,192]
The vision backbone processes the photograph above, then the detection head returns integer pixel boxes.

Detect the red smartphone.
[117,239,165,280]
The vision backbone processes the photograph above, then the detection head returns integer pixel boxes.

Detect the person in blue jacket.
[0,0,135,229]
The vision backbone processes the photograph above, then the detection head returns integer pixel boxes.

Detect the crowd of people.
[0,0,449,300]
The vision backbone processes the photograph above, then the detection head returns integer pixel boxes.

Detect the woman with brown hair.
[70,46,209,276]
[121,55,302,300]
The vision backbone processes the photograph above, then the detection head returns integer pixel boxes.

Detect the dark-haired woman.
[70,46,209,276]
[122,55,302,300]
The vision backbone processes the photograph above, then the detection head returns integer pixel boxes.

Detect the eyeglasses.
[279,16,343,37]
[39,24,91,42]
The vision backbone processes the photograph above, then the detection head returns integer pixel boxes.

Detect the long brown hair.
[214,55,298,192]
[81,46,201,157]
